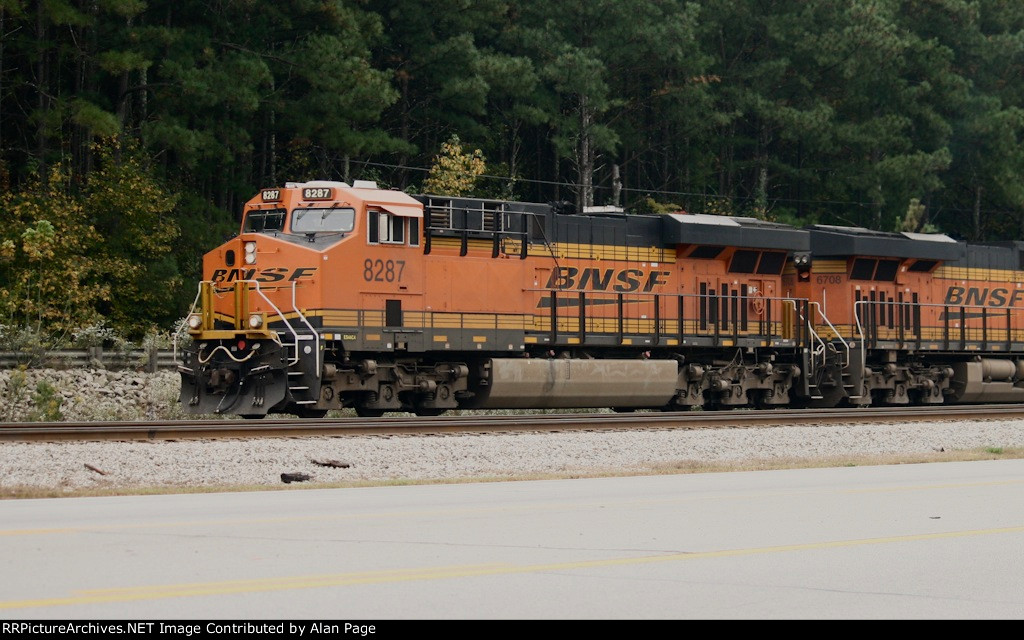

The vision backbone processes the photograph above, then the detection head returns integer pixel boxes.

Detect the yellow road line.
[2,525,1024,609]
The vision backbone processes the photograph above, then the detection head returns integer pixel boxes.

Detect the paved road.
[2,459,1023,619]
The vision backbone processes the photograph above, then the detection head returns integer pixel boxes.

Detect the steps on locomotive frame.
[804,358,826,400]
[805,367,861,402]
[284,343,317,405]
[842,371,857,390]
[841,370,864,400]
[806,382,824,400]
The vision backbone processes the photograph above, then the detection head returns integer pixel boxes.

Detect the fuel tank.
[949,359,1024,403]
[468,358,680,409]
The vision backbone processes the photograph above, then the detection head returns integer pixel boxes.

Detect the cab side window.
[408,218,420,246]
[368,211,419,246]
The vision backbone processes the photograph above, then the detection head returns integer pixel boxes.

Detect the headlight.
[245,241,256,254]
[244,252,256,264]
[188,314,202,329]
[248,314,263,329]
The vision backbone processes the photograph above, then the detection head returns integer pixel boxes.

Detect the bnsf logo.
[944,285,1024,307]
[546,267,671,293]
[211,267,317,283]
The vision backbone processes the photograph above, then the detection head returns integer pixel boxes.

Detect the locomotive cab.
[178,180,426,418]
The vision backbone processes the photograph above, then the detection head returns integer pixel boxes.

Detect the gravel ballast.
[3,421,1024,495]
[2,369,1024,495]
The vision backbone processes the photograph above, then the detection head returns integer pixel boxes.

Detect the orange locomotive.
[787,226,1024,407]
[177,180,1024,417]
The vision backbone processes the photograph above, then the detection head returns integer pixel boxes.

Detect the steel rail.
[3,404,1024,442]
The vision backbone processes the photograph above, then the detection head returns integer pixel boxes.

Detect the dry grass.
[2,446,1022,500]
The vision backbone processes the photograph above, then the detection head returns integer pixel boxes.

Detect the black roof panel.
[808,225,964,260]
[662,214,808,251]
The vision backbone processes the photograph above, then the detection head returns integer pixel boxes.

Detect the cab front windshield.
[291,207,356,234]
[243,209,286,233]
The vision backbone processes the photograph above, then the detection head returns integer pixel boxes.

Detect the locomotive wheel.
[355,407,385,417]
[414,407,446,417]
[242,414,266,420]
[751,390,783,410]
[297,407,328,419]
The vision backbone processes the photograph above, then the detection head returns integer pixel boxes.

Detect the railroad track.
[3,404,1024,442]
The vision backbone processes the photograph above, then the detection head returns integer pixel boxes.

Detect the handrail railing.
[290,281,320,377]
[527,288,807,349]
[175,279,307,369]
[854,298,1023,366]
[809,301,850,368]
[786,299,826,373]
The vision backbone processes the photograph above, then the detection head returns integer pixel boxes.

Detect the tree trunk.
[508,119,520,199]
[35,2,47,170]
[973,185,983,241]
[612,163,621,207]
[662,120,670,193]
[268,88,276,185]
[553,135,560,203]
[755,165,768,218]
[138,66,147,131]
[577,94,594,210]
[0,6,5,173]
[115,16,134,134]
[398,71,410,189]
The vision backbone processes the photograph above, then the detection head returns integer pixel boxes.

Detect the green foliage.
[1,0,1024,344]
[374,0,525,152]
[901,198,927,233]
[770,208,819,229]
[0,368,29,422]
[630,197,685,215]
[83,138,180,337]
[0,164,107,334]
[170,194,237,314]
[702,197,736,217]
[0,138,178,340]
[29,380,63,422]
[0,325,50,368]
[71,321,131,351]
[422,135,487,196]
[71,99,121,137]
[285,30,402,156]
